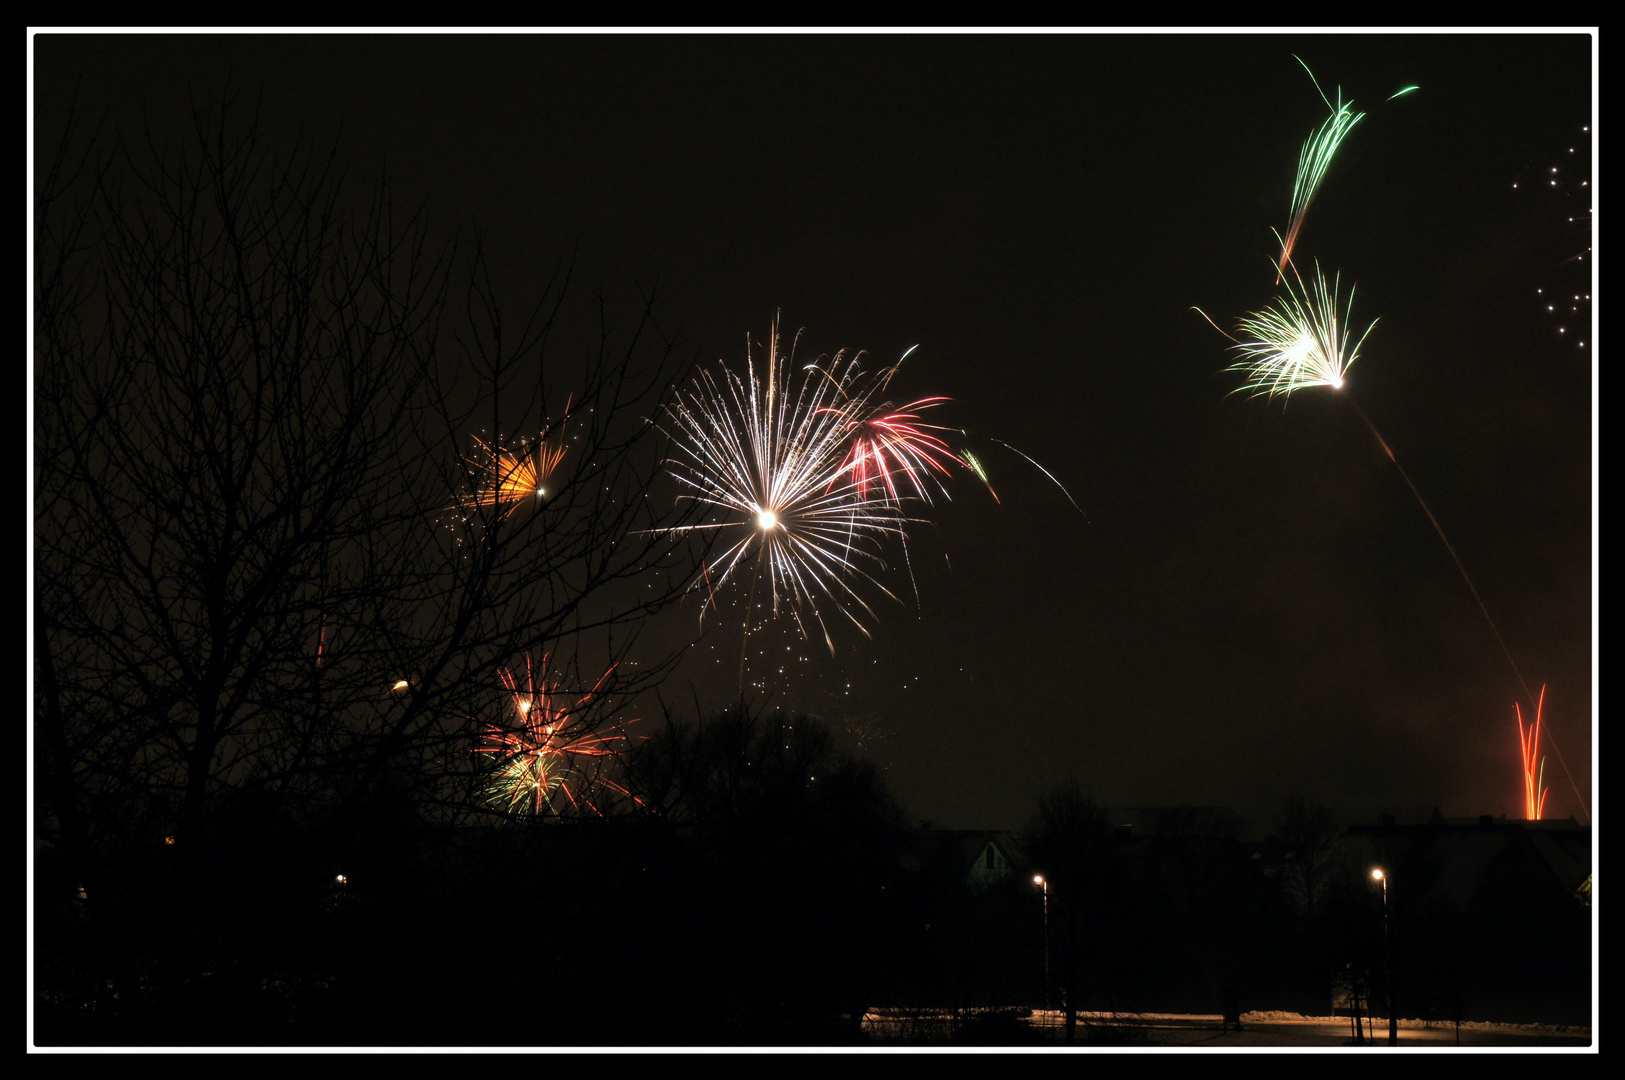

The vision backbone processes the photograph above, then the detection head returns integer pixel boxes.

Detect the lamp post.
[1372,868,1396,1044]
[1033,874,1049,1012]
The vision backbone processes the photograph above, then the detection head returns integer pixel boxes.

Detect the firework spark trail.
[1277,57,1366,283]
[474,654,640,816]
[1517,685,1550,820]
[988,439,1086,518]
[662,319,912,658]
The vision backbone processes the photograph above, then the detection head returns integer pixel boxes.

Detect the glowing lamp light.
[1371,868,1384,882]
[1033,875,1044,885]
[392,680,410,691]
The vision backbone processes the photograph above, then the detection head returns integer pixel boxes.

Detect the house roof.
[897,827,1016,886]
[1343,818,1591,917]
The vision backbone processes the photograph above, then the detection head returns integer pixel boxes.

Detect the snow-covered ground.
[1239,1009,1590,1039]
[860,1010,1593,1048]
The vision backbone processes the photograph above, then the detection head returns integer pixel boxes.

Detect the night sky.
[32,31,1595,835]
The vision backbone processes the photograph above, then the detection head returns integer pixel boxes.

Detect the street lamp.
[1033,874,1049,1011]
[1372,868,1396,1045]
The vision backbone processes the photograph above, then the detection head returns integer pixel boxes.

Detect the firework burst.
[474,654,639,816]
[1222,258,1377,402]
[663,320,914,653]
[458,413,572,517]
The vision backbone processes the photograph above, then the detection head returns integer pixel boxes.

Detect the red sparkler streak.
[1516,684,1549,821]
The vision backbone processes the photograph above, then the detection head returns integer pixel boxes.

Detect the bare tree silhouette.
[34,93,702,1037]
[1273,793,1339,923]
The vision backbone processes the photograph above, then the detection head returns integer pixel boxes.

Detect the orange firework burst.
[473,654,640,816]
[1516,685,1549,821]
[460,432,569,515]
[458,400,574,517]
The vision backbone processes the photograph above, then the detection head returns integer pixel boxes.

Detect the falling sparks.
[1516,685,1549,821]
[474,654,640,816]
[1514,123,1592,350]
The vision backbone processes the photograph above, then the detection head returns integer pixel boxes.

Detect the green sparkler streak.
[958,449,996,501]
[1278,58,1367,281]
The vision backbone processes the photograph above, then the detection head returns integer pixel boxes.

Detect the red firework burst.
[474,654,640,816]
[834,397,962,505]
